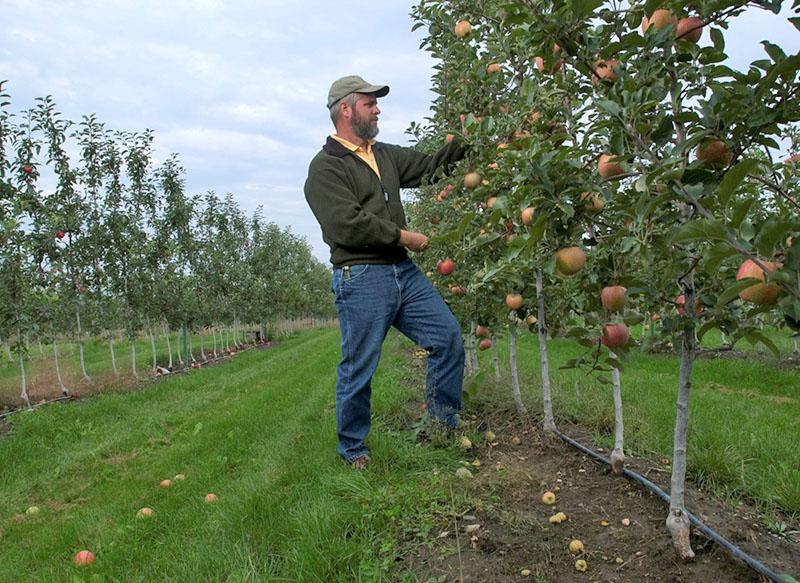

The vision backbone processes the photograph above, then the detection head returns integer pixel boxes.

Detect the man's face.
[350,93,380,141]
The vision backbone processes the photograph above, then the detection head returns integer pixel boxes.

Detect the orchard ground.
[0,327,798,581]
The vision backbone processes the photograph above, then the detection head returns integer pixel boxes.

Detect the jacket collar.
[323,136,382,158]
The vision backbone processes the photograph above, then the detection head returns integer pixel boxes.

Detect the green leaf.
[669,219,729,244]
[568,0,604,19]
[789,17,800,33]
[710,28,725,51]
[716,279,760,307]
[718,159,760,206]
[746,331,780,357]
[703,242,738,274]
[731,198,755,230]
[697,321,717,341]
[597,99,622,117]
[762,41,787,63]
[754,218,795,257]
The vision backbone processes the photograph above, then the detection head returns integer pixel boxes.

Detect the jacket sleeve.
[390,139,467,189]
[304,160,401,248]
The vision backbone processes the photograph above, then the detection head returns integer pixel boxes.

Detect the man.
[304,75,466,469]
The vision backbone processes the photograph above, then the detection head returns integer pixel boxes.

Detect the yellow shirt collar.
[331,134,376,152]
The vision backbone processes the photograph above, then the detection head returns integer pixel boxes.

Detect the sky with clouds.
[2,1,798,263]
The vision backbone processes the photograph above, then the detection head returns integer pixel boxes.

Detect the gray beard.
[353,115,379,141]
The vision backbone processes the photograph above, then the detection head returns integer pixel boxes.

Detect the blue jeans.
[331,259,464,463]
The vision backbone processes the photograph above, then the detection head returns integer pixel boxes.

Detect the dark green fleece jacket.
[304,137,465,267]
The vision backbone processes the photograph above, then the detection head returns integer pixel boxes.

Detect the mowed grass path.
[0,329,463,582]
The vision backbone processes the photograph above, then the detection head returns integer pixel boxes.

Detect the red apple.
[56,230,65,240]
[204,493,218,504]
[676,294,703,316]
[521,206,535,225]
[487,63,501,74]
[598,154,624,178]
[676,17,703,42]
[580,192,604,213]
[593,59,621,82]
[464,171,481,189]
[22,164,34,174]
[73,550,96,566]
[555,247,587,276]
[455,20,472,38]
[736,259,781,305]
[437,259,455,276]
[696,140,732,166]
[478,338,492,351]
[601,323,630,348]
[506,293,524,310]
[643,9,677,32]
[601,286,627,312]
[475,325,490,338]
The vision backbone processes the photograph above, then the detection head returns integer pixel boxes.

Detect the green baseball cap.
[327,75,389,109]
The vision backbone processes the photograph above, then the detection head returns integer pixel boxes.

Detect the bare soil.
[401,404,800,582]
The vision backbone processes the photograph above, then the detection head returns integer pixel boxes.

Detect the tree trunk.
[108,330,118,376]
[164,323,173,370]
[76,309,91,382]
[176,331,184,366]
[212,326,218,358]
[470,326,479,373]
[200,330,207,361]
[147,320,157,373]
[463,333,473,376]
[536,270,557,432]
[508,318,528,415]
[188,329,196,363]
[131,334,140,379]
[37,338,44,356]
[260,322,266,343]
[666,276,697,561]
[491,334,501,385]
[609,349,624,475]
[52,327,70,397]
[17,327,31,409]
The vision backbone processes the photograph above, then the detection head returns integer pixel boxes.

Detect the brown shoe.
[348,455,370,470]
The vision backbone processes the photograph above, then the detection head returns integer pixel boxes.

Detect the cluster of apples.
[71,474,219,567]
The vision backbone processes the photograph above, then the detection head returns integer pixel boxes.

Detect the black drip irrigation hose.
[552,428,788,583]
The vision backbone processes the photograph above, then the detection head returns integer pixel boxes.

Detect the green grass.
[477,327,800,514]
[1,324,797,581]
[0,331,249,406]
[0,329,468,582]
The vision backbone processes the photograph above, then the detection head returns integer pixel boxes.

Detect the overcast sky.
[3,1,798,263]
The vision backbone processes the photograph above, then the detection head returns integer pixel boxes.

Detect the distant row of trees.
[0,83,335,407]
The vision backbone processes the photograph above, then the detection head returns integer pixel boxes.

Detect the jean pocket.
[343,264,370,283]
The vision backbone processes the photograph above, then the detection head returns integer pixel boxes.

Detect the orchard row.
[408,0,799,563]
[0,86,335,408]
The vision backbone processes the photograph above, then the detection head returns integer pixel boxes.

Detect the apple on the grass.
[73,550,96,566]
[436,259,455,276]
